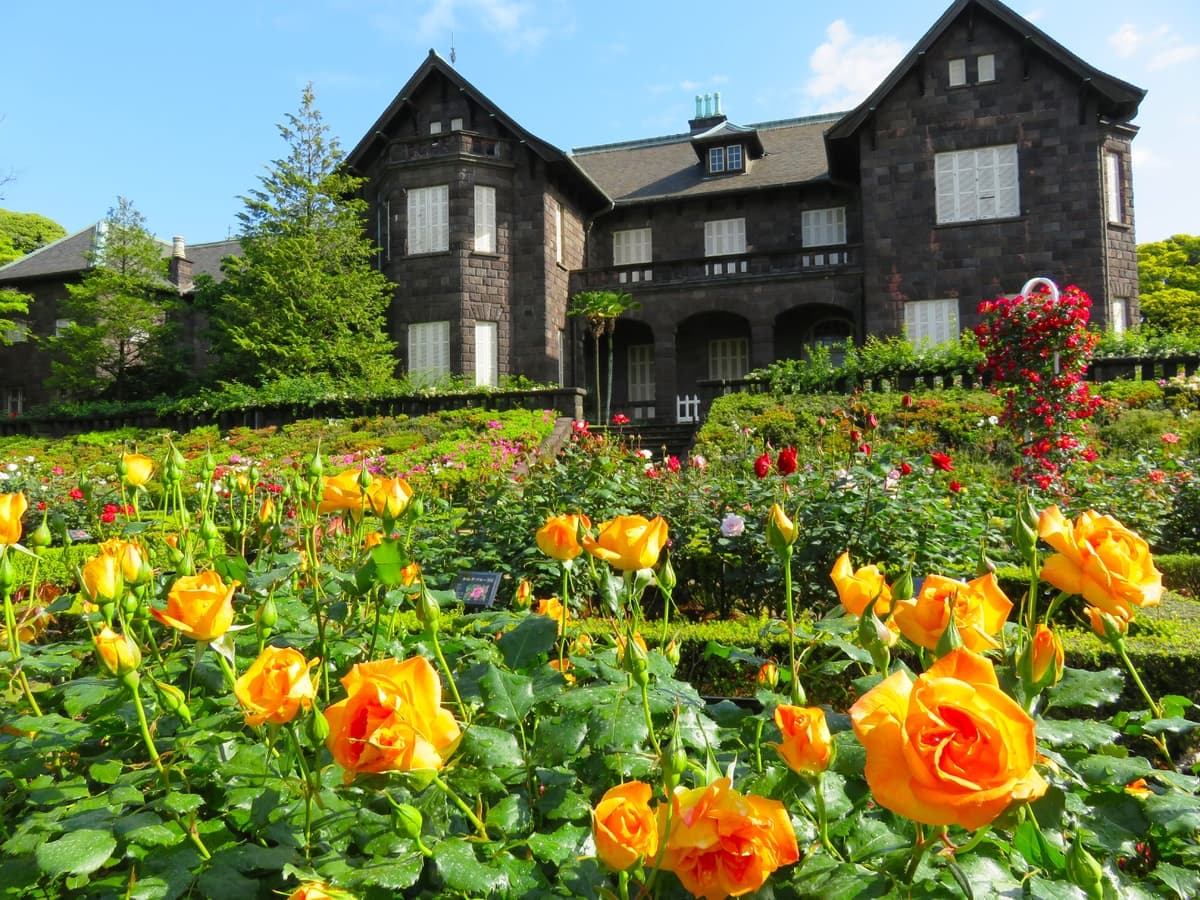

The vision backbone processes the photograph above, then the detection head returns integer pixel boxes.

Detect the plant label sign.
[453,571,503,610]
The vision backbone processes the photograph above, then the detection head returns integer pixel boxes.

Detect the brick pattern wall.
[857,10,1124,338]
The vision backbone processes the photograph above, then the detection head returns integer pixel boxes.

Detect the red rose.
[949,480,963,493]
[754,453,771,479]
[931,452,954,472]
[900,461,913,476]
[776,447,798,476]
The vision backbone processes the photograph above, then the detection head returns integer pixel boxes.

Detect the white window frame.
[450,117,464,131]
[474,321,498,387]
[977,54,996,83]
[474,185,496,253]
[408,185,449,254]
[935,144,1019,224]
[704,218,746,257]
[726,144,744,171]
[802,207,847,247]
[613,228,652,266]
[408,320,451,385]
[1110,298,1128,336]
[627,344,655,419]
[557,329,565,385]
[904,299,959,346]
[5,322,29,344]
[1104,151,1124,224]
[948,58,967,87]
[554,203,563,265]
[429,121,442,135]
[708,338,749,381]
[55,318,73,337]
[708,147,725,173]
[3,389,24,417]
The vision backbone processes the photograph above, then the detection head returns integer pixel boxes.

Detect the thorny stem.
[433,773,489,840]
[782,548,801,705]
[3,582,43,716]
[286,724,315,858]
[903,823,931,884]
[1116,641,1177,771]
[429,627,467,722]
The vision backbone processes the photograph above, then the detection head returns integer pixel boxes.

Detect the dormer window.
[708,144,745,175]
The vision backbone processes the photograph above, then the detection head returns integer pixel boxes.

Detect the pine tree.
[47,198,175,401]
[207,84,396,384]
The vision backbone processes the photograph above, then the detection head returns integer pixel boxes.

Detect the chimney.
[688,92,729,133]
[168,235,193,292]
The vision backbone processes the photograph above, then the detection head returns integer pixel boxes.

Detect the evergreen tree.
[206,84,396,384]
[46,198,176,401]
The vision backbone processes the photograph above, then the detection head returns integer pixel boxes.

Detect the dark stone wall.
[0,278,61,408]
[856,8,1128,338]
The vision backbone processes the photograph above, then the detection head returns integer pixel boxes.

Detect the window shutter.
[474,321,497,387]
[935,154,957,224]
[995,145,1018,217]
[432,185,448,252]
[408,190,426,254]
[474,186,496,253]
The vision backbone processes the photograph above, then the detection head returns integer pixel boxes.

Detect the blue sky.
[3,0,1197,246]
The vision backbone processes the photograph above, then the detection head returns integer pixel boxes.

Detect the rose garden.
[1,287,1199,899]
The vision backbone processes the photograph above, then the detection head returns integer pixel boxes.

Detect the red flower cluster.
[930,452,954,472]
[756,447,799,479]
[976,285,1101,493]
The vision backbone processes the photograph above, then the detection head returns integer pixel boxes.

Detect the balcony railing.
[575,244,861,291]
[387,132,511,165]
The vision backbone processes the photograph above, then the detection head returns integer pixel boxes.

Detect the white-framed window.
[3,389,23,417]
[55,319,73,337]
[708,338,749,381]
[977,54,996,83]
[1104,151,1124,224]
[904,299,959,345]
[554,203,563,265]
[4,322,29,344]
[613,228,652,266]
[1110,298,1128,336]
[948,58,967,87]
[408,320,451,384]
[935,144,1019,224]
[450,117,464,131]
[726,145,744,171]
[704,218,746,256]
[408,185,449,254]
[627,344,655,419]
[429,121,442,135]
[802,207,847,247]
[474,185,496,253]
[708,147,725,173]
[474,321,498,387]
[557,329,565,385]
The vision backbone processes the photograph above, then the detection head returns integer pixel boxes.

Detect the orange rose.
[94,625,141,676]
[285,883,357,900]
[152,570,237,641]
[891,572,1012,652]
[1084,604,1130,641]
[658,777,798,899]
[850,648,1046,830]
[0,492,28,545]
[324,657,461,783]
[766,503,800,555]
[98,538,147,585]
[259,496,277,525]
[234,645,319,726]
[536,513,592,561]
[756,662,779,689]
[318,470,365,516]
[772,705,833,778]
[1022,624,1064,689]
[81,551,123,603]
[121,453,155,488]
[830,551,892,616]
[1038,506,1163,619]
[367,476,413,520]
[535,596,568,633]
[583,514,669,571]
[593,781,659,871]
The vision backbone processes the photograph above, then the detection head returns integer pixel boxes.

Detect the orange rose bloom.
[318,470,365,517]
[593,781,659,871]
[367,476,413,520]
[1038,506,1163,619]
[81,551,123,603]
[0,492,28,545]
[1085,604,1130,641]
[324,657,461,783]
[234,645,319,727]
[891,572,1012,652]
[583,514,669,571]
[97,538,147,585]
[94,625,141,676]
[285,883,357,900]
[850,648,1046,830]
[772,705,832,778]
[830,551,892,616]
[658,777,798,899]
[536,513,591,561]
[152,570,238,641]
[121,453,155,488]
[535,596,568,633]
[1024,624,1064,689]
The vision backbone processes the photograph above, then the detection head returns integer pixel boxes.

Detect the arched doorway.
[775,305,855,366]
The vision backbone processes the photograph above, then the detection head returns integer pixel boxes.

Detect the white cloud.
[1108,22,1198,69]
[1109,23,1169,58]
[805,20,906,111]
[1021,8,1045,24]
[412,0,548,52]
[1148,44,1200,71]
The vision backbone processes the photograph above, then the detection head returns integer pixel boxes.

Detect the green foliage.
[569,290,640,423]
[204,84,396,386]
[1138,235,1200,334]
[0,208,66,265]
[42,198,181,402]
[0,285,31,345]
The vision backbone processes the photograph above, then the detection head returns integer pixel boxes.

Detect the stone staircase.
[609,422,700,460]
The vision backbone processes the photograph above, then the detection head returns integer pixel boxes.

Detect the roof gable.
[0,224,100,282]
[825,0,1145,144]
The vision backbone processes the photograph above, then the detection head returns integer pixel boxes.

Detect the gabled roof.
[689,120,765,163]
[344,50,610,212]
[571,114,842,206]
[826,0,1145,144]
[0,224,240,285]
